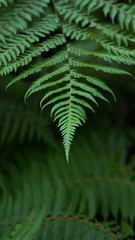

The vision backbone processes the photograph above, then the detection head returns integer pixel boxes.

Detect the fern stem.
[52,0,73,163]
[66,176,135,187]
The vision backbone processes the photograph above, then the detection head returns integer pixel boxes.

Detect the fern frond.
[6,43,134,161]
[1,0,135,161]
[21,51,117,161]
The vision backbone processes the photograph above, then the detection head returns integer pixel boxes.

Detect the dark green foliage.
[0,99,54,145]
[1,0,135,161]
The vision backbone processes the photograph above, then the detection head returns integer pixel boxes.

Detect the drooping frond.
[1,0,135,161]
[22,49,126,161]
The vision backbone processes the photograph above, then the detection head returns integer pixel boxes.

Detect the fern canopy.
[0,0,135,161]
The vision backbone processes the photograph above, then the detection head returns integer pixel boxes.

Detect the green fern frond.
[8,40,135,161]
[22,51,118,161]
[4,46,133,161]
[1,0,135,161]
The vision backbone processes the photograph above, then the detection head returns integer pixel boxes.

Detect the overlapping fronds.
[0,0,49,42]
[0,16,59,67]
[1,0,135,161]
[0,130,134,239]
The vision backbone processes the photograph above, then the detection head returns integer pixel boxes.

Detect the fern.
[0,129,135,239]
[1,0,135,161]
